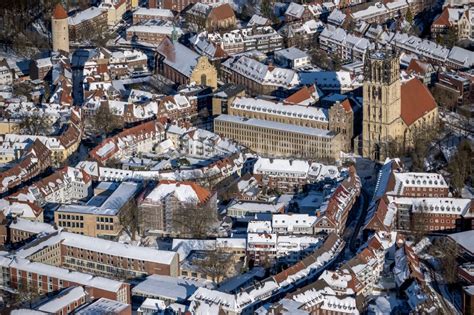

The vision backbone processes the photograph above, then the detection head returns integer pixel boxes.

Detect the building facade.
[214,115,341,161]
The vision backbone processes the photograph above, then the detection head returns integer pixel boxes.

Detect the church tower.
[362,50,402,161]
[52,3,69,53]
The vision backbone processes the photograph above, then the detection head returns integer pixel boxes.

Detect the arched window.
[200,74,207,86]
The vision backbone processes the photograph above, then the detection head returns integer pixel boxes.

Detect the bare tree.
[172,203,218,238]
[192,248,234,283]
[19,111,51,136]
[14,284,40,308]
[119,201,141,241]
[430,237,459,286]
[89,103,123,136]
[447,139,473,196]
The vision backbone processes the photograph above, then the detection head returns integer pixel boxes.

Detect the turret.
[52,4,69,53]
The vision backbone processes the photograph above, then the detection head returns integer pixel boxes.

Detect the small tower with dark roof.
[52,3,69,53]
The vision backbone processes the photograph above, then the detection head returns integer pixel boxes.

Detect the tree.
[447,140,473,195]
[19,111,51,136]
[14,82,33,99]
[172,203,218,238]
[405,8,413,24]
[260,0,275,21]
[430,237,459,286]
[192,248,233,283]
[14,284,40,308]
[436,27,458,49]
[90,103,123,136]
[119,201,141,241]
[409,124,440,171]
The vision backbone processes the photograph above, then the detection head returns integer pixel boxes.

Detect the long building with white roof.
[214,114,341,161]
[0,254,130,303]
[16,230,179,279]
[229,97,328,130]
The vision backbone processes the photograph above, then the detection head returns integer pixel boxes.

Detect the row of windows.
[58,214,84,221]
[58,221,84,228]
[97,224,114,231]
[96,216,113,223]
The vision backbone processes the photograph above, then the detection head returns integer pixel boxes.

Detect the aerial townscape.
[0,0,473,314]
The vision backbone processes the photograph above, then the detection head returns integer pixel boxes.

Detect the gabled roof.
[432,7,450,27]
[283,84,321,105]
[406,59,433,75]
[400,78,437,126]
[208,3,235,22]
[53,4,68,19]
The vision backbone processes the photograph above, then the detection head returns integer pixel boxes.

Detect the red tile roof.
[400,78,437,126]
[284,85,316,105]
[340,99,352,113]
[208,3,235,22]
[407,59,431,75]
[432,7,450,27]
[53,4,68,19]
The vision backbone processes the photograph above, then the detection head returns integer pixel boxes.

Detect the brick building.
[0,256,131,303]
[16,231,179,279]
[186,3,236,32]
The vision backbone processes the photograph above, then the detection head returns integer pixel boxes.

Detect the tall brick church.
[362,50,438,161]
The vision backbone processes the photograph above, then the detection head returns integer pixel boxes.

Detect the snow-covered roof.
[248,220,272,233]
[132,275,204,301]
[447,46,474,68]
[254,157,310,176]
[75,298,129,314]
[10,219,56,235]
[17,231,177,265]
[127,24,182,36]
[222,56,300,88]
[247,14,269,27]
[38,287,86,313]
[227,200,285,215]
[275,47,309,61]
[231,97,327,123]
[68,6,105,25]
[285,2,305,18]
[133,7,174,18]
[144,181,209,204]
[272,214,317,230]
[215,115,335,138]
[0,256,125,292]
[58,181,139,215]
[389,196,471,215]
[351,2,388,20]
[327,9,346,25]
[392,172,448,191]
[449,230,474,253]
[299,70,360,91]
[157,39,200,77]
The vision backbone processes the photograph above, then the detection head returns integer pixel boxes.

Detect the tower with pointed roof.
[52,3,69,53]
